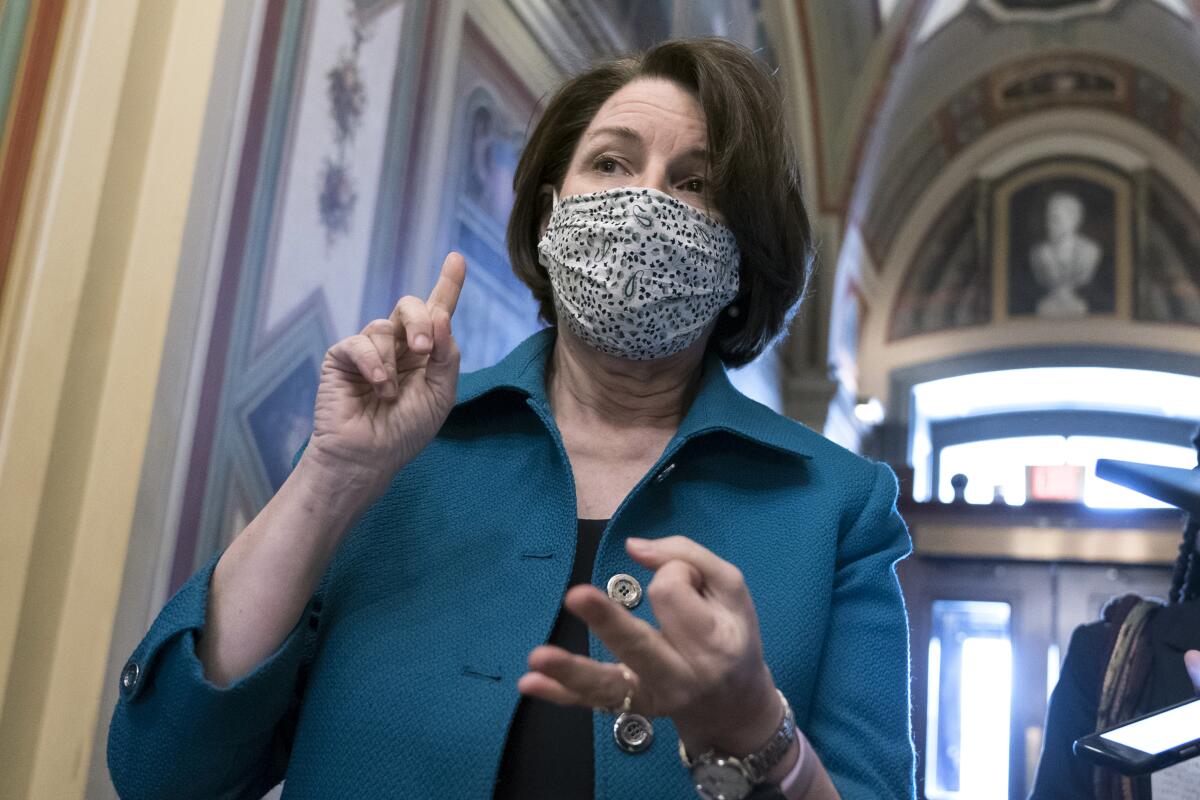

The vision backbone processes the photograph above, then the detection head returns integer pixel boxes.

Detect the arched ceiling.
[791,0,1200,222]
[780,0,1200,435]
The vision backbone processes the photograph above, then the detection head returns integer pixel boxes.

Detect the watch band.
[742,691,796,782]
[679,689,797,781]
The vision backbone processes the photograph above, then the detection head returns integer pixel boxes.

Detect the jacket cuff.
[114,552,314,744]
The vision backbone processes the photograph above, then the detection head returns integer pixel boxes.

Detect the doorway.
[899,557,1172,799]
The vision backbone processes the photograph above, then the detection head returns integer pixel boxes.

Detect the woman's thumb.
[424,308,460,394]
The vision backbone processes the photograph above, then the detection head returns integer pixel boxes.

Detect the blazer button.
[613,712,654,753]
[119,660,140,695]
[606,574,642,609]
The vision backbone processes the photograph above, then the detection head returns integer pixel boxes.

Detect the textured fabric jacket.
[108,329,916,799]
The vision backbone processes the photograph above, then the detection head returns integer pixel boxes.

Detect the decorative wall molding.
[0,0,66,313]
[979,0,1119,24]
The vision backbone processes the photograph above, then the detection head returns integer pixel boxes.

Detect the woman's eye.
[683,178,705,194]
[595,158,619,174]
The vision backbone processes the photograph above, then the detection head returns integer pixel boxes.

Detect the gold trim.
[991,57,1127,113]
[914,523,1180,564]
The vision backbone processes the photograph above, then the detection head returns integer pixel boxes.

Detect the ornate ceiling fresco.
[858,52,1200,264]
[784,0,1200,431]
[812,0,1200,231]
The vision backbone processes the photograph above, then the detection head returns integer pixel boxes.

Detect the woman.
[108,38,914,799]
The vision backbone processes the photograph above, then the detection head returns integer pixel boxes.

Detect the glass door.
[925,599,1013,799]
[899,558,1054,800]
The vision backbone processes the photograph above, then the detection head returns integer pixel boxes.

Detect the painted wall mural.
[861,54,1200,267]
[259,0,405,348]
[443,21,543,373]
[1137,173,1200,325]
[170,0,430,590]
[889,183,989,340]
[246,358,322,491]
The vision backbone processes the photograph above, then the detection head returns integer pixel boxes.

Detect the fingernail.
[414,334,431,350]
[372,368,386,382]
[627,537,652,551]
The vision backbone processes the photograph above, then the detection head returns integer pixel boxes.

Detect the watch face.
[693,760,754,800]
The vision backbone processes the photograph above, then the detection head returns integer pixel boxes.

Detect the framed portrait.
[992,161,1131,321]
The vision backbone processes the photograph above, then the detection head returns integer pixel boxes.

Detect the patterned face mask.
[537,186,741,361]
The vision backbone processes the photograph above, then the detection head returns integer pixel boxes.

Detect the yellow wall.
[0,1,225,796]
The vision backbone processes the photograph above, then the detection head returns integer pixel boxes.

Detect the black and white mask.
[537,187,741,361]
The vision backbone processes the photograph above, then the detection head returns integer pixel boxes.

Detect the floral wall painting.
[319,2,372,246]
[992,161,1131,322]
[259,0,406,347]
[170,0,436,590]
[889,183,990,341]
[1137,173,1200,326]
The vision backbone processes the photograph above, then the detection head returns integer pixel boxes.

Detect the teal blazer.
[108,329,916,799]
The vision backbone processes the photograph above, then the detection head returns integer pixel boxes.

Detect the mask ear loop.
[537,188,560,247]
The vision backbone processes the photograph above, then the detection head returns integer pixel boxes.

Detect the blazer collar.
[455,328,812,459]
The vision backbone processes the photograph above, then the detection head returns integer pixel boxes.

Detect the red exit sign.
[1027,464,1086,502]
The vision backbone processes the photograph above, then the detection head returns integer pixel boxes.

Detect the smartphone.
[1073,695,1200,775]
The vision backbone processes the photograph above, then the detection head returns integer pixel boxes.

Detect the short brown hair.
[506,37,813,368]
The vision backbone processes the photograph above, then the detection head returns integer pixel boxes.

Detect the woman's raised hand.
[306,253,465,493]
[518,536,785,761]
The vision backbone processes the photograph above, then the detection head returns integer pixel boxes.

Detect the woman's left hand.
[517,535,785,758]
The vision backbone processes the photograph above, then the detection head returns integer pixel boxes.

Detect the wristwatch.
[679,689,796,800]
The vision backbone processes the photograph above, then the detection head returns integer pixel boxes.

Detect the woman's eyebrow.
[585,125,642,144]
[675,146,709,164]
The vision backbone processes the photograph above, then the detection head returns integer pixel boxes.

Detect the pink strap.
[776,737,808,800]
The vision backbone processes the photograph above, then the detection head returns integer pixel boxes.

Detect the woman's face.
[556,78,722,222]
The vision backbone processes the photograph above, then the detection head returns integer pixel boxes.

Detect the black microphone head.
[1094,459,1200,517]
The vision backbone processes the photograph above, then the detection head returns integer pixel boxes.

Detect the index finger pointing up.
[428,252,466,316]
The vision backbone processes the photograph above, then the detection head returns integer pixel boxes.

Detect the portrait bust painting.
[1004,172,1118,318]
